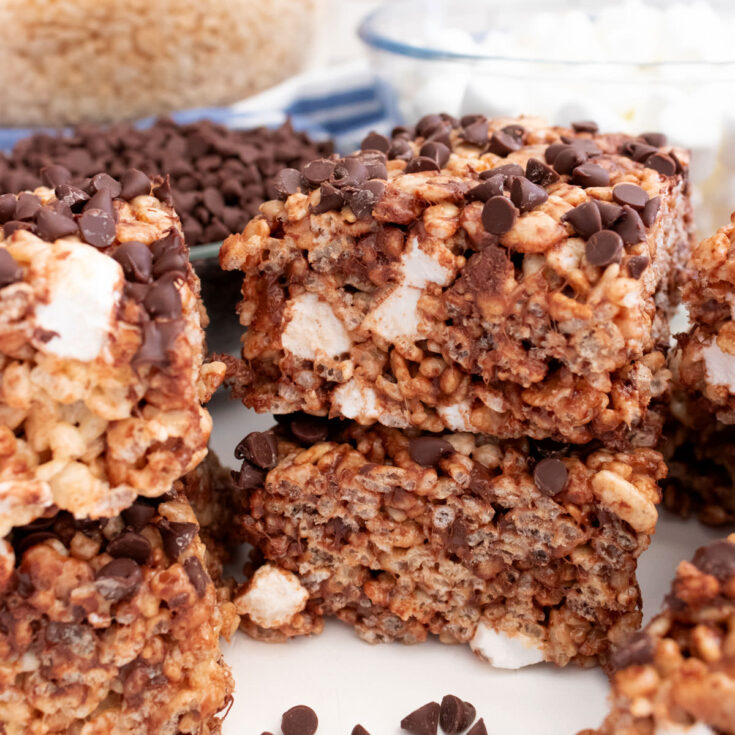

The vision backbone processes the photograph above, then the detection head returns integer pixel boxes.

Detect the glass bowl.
[359,0,735,235]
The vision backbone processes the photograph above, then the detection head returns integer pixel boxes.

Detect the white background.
[208,391,723,735]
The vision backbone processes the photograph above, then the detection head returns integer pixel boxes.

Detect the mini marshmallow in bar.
[0,483,239,734]
[580,535,735,735]
[230,417,664,668]
[675,212,735,425]
[220,115,693,446]
[0,167,224,537]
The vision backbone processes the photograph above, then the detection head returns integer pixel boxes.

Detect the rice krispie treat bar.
[660,419,735,527]
[0,488,239,734]
[581,535,735,735]
[230,418,665,668]
[220,115,692,446]
[675,212,735,425]
[0,168,224,537]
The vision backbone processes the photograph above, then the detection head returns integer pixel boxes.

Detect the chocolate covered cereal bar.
[581,536,735,735]
[220,115,692,446]
[675,213,735,424]
[0,168,224,536]
[230,417,665,668]
[0,487,238,734]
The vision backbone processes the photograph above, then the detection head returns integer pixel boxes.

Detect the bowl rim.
[358,0,735,68]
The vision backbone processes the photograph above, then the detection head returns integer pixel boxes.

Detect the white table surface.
[207,391,725,735]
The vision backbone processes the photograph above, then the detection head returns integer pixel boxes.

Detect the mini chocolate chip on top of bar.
[627,255,650,279]
[481,196,517,235]
[563,201,602,239]
[0,248,22,287]
[572,120,599,134]
[612,182,650,210]
[571,161,610,188]
[281,705,318,735]
[586,230,624,267]
[408,437,455,467]
[401,702,440,735]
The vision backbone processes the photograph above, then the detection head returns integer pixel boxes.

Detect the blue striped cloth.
[0,62,396,155]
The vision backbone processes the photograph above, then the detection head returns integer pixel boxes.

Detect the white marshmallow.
[235,564,309,629]
[34,241,122,362]
[332,379,380,422]
[281,292,352,361]
[702,338,735,393]
[470,623,546,669]
[437,401,475,432]
[401,236,454,289]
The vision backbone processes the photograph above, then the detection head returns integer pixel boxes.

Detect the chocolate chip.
[303,159,336,186]
[509,177,548,213]
[235,431,278,470]
[153,176,174,206]
[525,158,559,187]
[96,557,143,602]
[132,319,182,368]
[107,531,152,565]
[629,143,659,163]
[0,194,16,223]
[85,188,115,219]
[184,556,209,597]
[0,249,23,288]
[89,173,121,198]
[143,274,183,319]
[389,138,413,161]
[614,205,646,245]
[361,132,391,153]
[647,153,677,177]
[289,413,329,444]
[572,120,599,133]
[232,460,265,490]
[331,158,368,188]
[563,201,602,239]
[571,162,609,188]
[281,705,318,735]
[55,184,89,212]
[544,143,566,165]
[15,193,41,221]
[533,457,568,496]
[627,255,649,279]
[344,180,385,219]
[461,118,489,147]
[408,437,454,467]
[309,182,343,215]
[553,145,587,175]
[33,207,77,241]
[40,164,72,188]
[692,539,735,581]
[439,695,476,734]
[3,220,35,237]
[405,156,440,174]
[488,130,522,157]
[158,520,198,560]
[274,168,303,199]
[78,208,116,248]
[114,241,153,283]
[120,169,152,200]
[612,183,649,211]
[416,113,443,138]
[466,719,488,735]
[482,163,524,181]
[481,196,517,235]
[467,176,504,202]
[419,141,450,168]
[352,727,371,735]
[610,631,655,670]
[400,702,440,735]
[121,501,156,531]
[641,196,661,227]
[501,124,524,141]
[151,231,187,278]
[640,132,667,147]
[594,200,624,228]
[585,229,624,267]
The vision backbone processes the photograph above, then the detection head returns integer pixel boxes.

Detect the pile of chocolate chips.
[259,696,487,735]
[0,119,333,246]
[8,499,206,603]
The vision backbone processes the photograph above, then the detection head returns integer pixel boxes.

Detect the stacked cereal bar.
[581,536,735,734]
[0,167,224,536]
[665,214,735,526]
[220,115,692,446]
[0,169,237,732]
[231,418,664,668]
[222,114,691,668]
[0,476,239,734]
